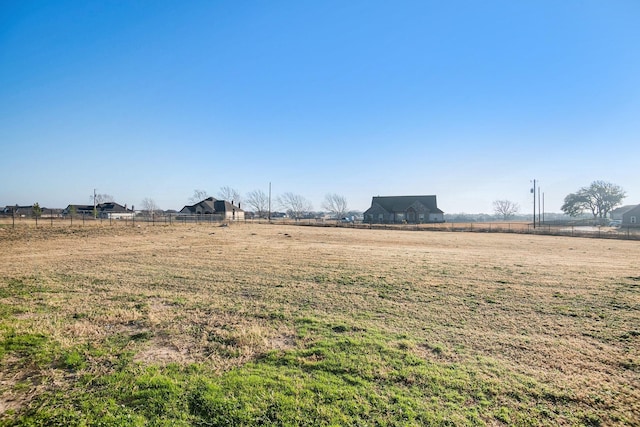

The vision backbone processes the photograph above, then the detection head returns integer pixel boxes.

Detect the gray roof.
[365,195,443,214]
[611,205,638,215]
[181,197,243,214]
[65,203,132,212]
[181,197,217,214]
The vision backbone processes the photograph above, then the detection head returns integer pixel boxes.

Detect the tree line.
[178,187,350,220]
[492,180,626,221]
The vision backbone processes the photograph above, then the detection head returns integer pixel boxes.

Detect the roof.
[181,197,217,213]
[98,202,132,213]
[622,205,640,216]
[213,200,244,213]
[366,195,443,214]
[65,203,132,213]
[611,205,639,215]
[180,197,243,214]
[66,204,94,211]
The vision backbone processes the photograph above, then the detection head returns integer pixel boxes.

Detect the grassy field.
[0,223,638,425]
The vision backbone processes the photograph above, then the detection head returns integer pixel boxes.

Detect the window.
[631,216,637,224]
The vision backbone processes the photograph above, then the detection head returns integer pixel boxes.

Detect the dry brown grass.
[1,222,639,423]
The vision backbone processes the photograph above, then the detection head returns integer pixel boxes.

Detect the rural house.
[2,205,35,217]
[179,197,244,221]
[63,202,134,219]
[619,204,640,226]
[611,205,640,226]
[364,195,444,224]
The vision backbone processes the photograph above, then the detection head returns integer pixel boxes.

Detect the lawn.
[0,223,638,425]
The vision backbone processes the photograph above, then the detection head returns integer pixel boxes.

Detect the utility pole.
[538,185,541,226]
[268,182,272,222]
[531,179,536,229]
[93,188,97,218]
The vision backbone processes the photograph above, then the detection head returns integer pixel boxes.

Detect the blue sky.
[2,1,639,214]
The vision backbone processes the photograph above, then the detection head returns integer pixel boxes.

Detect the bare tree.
[218,186,241,205]
[278,192,313,220]
[493,200,519,220]
[140,198,159,217]
[245,189,269,218]
[322,193,348,219]
[189,189,209,203]
[95,193,114,203]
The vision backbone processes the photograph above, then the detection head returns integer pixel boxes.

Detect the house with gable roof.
[621,205,640,227]
[63,202,134,219]
[179,197,244,221]
[364,195,444,224]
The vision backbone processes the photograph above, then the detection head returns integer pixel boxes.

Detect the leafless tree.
[322,193,348,219]
[188,189,209,203]
[278,192,313,220]
[141,198,159,217]
[218,186,241,205]
[246,189,269,218]
[493,200,520,220]
[95,193,114,203]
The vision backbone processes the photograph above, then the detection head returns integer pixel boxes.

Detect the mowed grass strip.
[0,224,638,425]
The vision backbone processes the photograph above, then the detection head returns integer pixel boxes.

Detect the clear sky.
[2,1,639,214]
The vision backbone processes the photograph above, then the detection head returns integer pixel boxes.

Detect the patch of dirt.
[0,357,41,420]
[134,337,195,365]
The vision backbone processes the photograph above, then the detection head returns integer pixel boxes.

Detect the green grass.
[2,318,598,426]
[1,225,638,425]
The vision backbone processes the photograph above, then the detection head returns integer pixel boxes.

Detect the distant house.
[611,205,636,221]
[179,197,244,221]
[64,205,94,217]
[2,205,36,217]
[63,202,134,219]
[364,195,444,224]
[619,204,640,227]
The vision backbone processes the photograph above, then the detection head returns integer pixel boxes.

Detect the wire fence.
[2,214,639,241]
[274,219,640,241]
[0,213,234,227]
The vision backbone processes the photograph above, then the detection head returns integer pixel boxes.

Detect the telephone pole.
[268,182,272,222]
[538,185,541,226]
[531,179,536,229]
